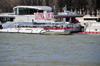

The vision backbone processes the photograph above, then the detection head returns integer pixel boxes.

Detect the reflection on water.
[0,33,100,66]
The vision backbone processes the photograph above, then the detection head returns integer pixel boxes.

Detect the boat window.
[17,8,38,15]
[97,18,100,22]
[84,18,97,20]
[84,18,100,22]
[0,17,14,23]
[2,23,14,28]
[34,9,37,13]
[15,8,17,15]
[38,10,43,13]
[47,10,51,12]
[66,18,70,22]
[56,18,63,22]
[14,7,50,15]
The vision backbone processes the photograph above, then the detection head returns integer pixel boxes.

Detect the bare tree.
[0,0,99,16]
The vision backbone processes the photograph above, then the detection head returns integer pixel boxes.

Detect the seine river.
[0,33,100,66]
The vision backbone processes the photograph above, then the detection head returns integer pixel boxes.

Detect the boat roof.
[83,17,100,18]
[55,14,84,18]
[13,6,52,11]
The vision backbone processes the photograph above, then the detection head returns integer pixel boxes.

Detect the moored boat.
[83,17,100,33]
[0,22,74,35]
[0,6,84,35]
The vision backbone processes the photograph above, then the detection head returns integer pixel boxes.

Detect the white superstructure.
[13,6,53,23]
[0,6,53,23]
[83,17,100,32]
[0,6,84,23]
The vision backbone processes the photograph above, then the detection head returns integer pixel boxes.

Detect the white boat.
[0,22,74,35]
[0,6,84,35]
[83,17,100,32]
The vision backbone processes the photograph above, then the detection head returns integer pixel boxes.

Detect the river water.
[0,33,100,66]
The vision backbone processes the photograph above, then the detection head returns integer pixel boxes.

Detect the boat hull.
[0,28,43,34]
[0,28,71,35]
[40,30,71,35]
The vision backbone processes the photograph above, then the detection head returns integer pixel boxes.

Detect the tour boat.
[0,6,84,35]
[0,22,74,35]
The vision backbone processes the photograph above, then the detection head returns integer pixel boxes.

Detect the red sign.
[34,12,54,19]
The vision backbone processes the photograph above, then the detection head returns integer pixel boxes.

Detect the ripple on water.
[0,33,100,66]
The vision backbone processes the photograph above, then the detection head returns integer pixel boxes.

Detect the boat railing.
[15,23,74,29]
